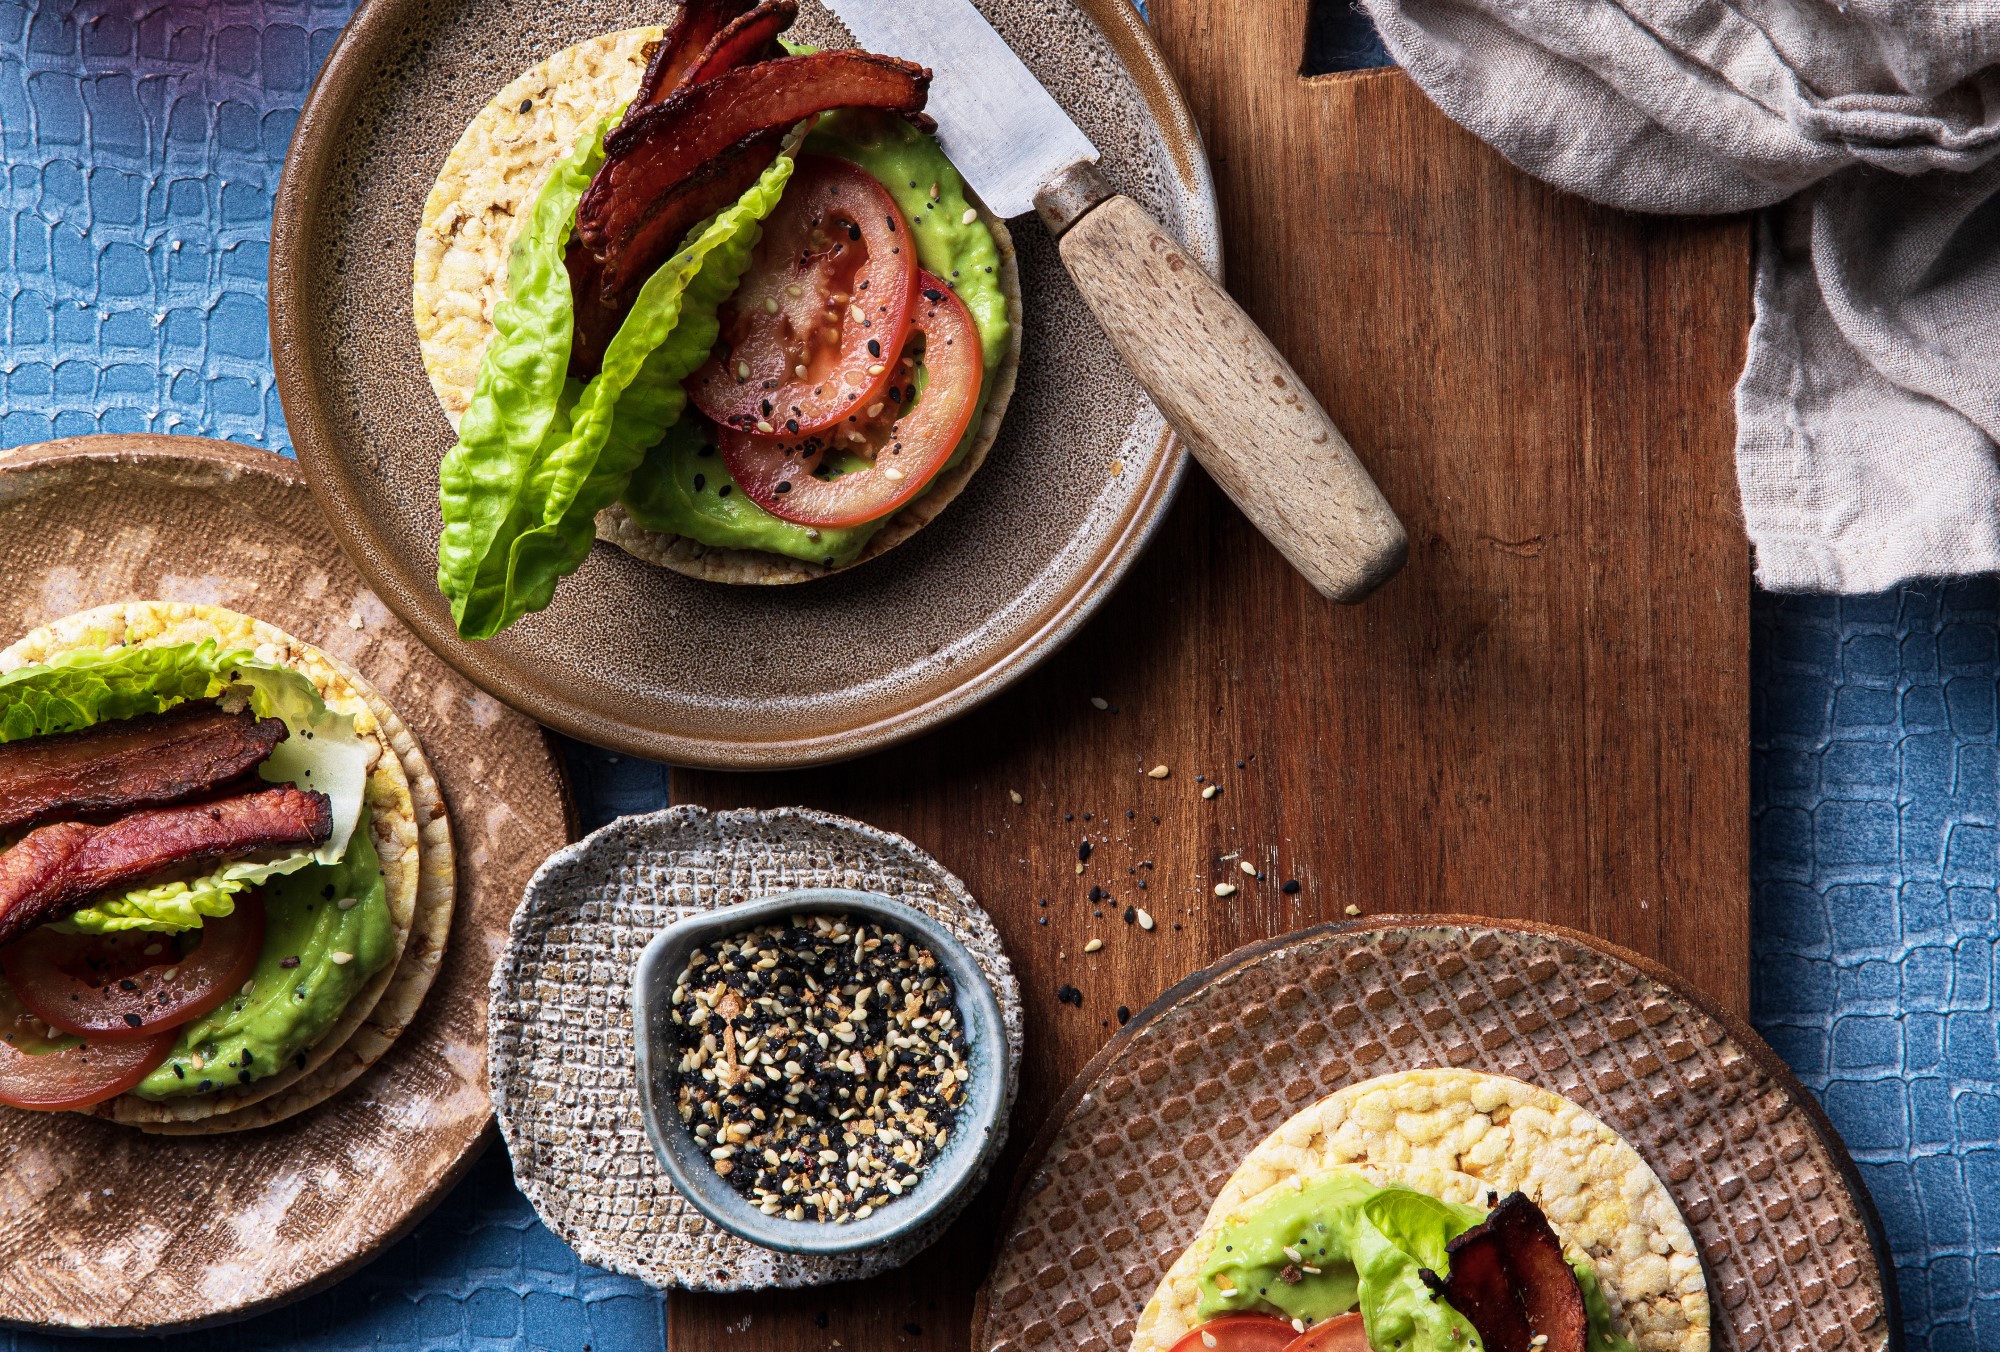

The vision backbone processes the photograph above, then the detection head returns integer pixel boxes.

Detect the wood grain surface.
[1056,187,1407,602]
[662,1,1751,1345]
[0,437,572,1331]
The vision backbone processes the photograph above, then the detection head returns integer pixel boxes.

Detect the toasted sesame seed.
[1147,765,1170,779]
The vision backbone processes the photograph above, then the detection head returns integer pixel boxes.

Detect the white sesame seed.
[1284,1245,1304,1262]
[1202,1335,1218,1349]
[1147,765,1170,779]
[1215,882,1238,898]
[337,894,359,910]
[1344,904,1362,916]
[1008,790,1023,804]
[866,363,886,375]
[736,360,751,380]
[329,951,353,965]
[756,419,775,433]
[1202,784,1221,799]
[1090,696,1109,710]
[1240,861,1258,876]
[1136,908,1155,931]
[1083,938,1103,953]
[883,467,905,481]
[961,207,977,224]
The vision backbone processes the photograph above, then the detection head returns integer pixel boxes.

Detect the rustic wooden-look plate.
[270,0,1218,769]
[0,435,573,1332]
[975,918,1896,1352]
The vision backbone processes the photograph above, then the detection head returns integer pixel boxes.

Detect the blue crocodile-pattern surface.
[0,0,1993,1347]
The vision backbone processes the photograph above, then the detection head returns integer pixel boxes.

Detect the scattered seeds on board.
[1214,882,1238,898]
[1083,938,1103,953]
[1147,765,1170,779]
[1202,784,1221,800]
[1344,904,1362,916]
[665,913,968,1225]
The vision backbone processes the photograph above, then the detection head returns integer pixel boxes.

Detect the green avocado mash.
[134,809,393,1099]
[616,109,1011,566]
[1196,1173,1637,1352]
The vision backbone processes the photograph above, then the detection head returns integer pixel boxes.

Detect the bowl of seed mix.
[631,888,1009,1255]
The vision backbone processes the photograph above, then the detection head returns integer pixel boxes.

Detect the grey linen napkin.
[1361,0,2000,590]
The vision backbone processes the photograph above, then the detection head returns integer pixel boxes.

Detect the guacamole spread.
[1196,1172,1637,1352]
[617,109,1011,566]
[134,810,393,1099]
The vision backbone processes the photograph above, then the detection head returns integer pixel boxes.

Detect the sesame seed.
[1008,790,1023,805]
[1147,765,1170,779]
[961,207,977,224]
[1344,904,1362,917]
[757,420,775,434]
[336,894,359,910]
[1214,882,1238,898]
[1202,784,1221,800]
[1083,939,1103,954]
[1136,908,1155,931]
[329,951,353,965]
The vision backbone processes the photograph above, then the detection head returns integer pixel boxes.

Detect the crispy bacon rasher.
[576,50,932,306]
[1424,1193,1590,1352]
[629,0,758,111]
[0,702,288,835]
[0,787,333,945]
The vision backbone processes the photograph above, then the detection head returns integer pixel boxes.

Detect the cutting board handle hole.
[1302,0,1392,76]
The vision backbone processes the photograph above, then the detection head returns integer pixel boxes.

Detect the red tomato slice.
[719,271,982,528]
[689,154,918,438]
[1169,1316,1301,1352]
[0,977,174,1110]
[0,893,266,1040]
[1283,1313,1370,1352]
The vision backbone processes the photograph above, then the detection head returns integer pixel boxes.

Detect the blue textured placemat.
[1,1,1994,1348]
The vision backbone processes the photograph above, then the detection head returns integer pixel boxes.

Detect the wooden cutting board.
[662,0,1752,1346]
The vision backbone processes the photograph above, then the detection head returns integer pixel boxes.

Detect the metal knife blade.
[821,0,1099,219]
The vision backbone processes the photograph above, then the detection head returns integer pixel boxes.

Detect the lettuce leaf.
[0,642,372,933]
[1361,1187,1482,1275]
[435,115,795,640]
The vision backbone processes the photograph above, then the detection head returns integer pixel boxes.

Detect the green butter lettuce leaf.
[0,643,226,743]
[436,113,795,640]
[1361,1186,1482,1276]
[0,641,371,934]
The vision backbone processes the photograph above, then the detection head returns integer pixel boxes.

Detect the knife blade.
[825,0,1097,220]
[822,0,1408,603]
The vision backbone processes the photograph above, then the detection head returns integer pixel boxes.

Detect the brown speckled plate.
[270,0,1217,769]
[0,436,573,1332]
[976,917,1896,1352]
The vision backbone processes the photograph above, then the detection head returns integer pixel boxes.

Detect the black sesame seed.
[719,485,732,497]
[1117,1006,1131,1026]
[1057,984,1083,1007]
[1078,841,1092,863]
[518,98,532,114]
[1282,879,1302,894]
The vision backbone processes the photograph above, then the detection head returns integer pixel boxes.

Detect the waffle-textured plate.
[271,0,1217,768]
[0,436,572,1332]
[488,805,1023,1290]
[975,917,1895,1352]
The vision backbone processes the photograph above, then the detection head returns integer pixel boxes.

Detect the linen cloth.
[1361,0,2000,592]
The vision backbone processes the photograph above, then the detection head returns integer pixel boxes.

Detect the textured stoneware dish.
[489,805,1023,1290]
[0,436,573,1333]
[271,0,1219,768]
[631,888,1011,1256]
[975,918,1896,1352]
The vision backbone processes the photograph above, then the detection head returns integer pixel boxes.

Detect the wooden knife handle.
[1044,181,1407,602]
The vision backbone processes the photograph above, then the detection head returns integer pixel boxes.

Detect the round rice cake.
[1134,1068,1711,1352]
[0,602,454,1132]
[413,26,1023,586]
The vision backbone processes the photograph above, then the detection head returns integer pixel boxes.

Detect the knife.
[825,0,1407,602]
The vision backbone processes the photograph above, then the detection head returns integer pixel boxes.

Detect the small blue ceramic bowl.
[630,888,1009,1256]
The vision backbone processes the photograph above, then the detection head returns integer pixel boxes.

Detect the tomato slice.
[1283,1313,1370,1352]
[0,977,174,1110]
[719,271,982,528]
[0,893,266,1040]
[689,154,918,438]
[1169,1316,1301,1352]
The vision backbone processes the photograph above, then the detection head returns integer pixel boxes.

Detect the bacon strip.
[0,787,334,945]
[576,51,931,302]
[1424,1193,1590,1352]
[629,0,759,113]
[684,0,797,88]
[0,703,288,835]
